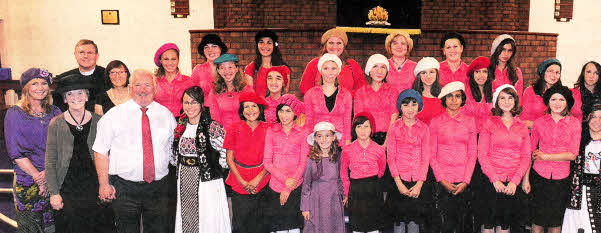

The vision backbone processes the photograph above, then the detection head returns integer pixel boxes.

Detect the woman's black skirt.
[383,178,434,224]
[262,186,303,231]
[476,179,527,230]
[531,170,569,228]
[348,176,386,232]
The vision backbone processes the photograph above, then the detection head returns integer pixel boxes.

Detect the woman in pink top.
[304,54,353,145]
[411,57,445,125]
[464,56,493,132]
[385,31,418,92]
[477,84,531,233]
[439,32,469,86]
[523,85,581,233]
[299,28,366,95]
[384,89,433,233]
[489,34,524,97]
[340,112,387,233]
[191,34,228,98]
[522,59,581,128]
[206,54,253,129]
[429,81,478,233]
[153,43,196,117]
[263,94,308,233]
[245,30,290,97]
[354,54,399,145]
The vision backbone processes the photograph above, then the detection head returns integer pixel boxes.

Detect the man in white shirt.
[93,69,176,232]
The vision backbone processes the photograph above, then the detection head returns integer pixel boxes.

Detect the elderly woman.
[245,30,290,97]
[385,31,418,92]
[411,57,445,125]
[45,74,115,232]
[4,68,61,232]
[304,53,353,145]
[574,61,601,120]
[206,54,254,130]
[171,86,230,233]
[354,54,399,145]
[439,32,469,86]
[154,42,196,117]
[564,104,601,233]
[94,60,130,115]
[523,85,580,233]
[299,28,365,95]
[191,34,229,98]
[489,34,524,97]
[224,92,271,233]
[429,81,478,233]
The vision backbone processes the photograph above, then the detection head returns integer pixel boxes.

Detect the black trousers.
[110,175,170,233]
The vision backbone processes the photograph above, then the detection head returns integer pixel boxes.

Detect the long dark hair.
[412,71,442,97]
[252,34,288,77]
[576,61,601,93]
[468,69,493,103]
[489,39,518,85]
[533,74,563,97]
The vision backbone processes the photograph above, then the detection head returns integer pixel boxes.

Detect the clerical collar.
[79,67,95,76]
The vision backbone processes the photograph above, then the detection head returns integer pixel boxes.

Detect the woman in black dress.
[94,60,130,115]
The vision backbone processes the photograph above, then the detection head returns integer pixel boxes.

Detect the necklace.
[67,109,86,131]
[32,111,46,118]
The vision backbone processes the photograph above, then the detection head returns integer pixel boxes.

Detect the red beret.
[154,43,179,67]
[238,91,268,106]
[353,111,376,134]
[264,66,291,88]
[467,56,491,75]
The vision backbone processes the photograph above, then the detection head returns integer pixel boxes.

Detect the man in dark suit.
[53,39,109,111]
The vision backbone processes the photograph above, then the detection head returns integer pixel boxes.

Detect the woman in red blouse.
[340,112,387,233]
[385,89,433,233]
[477,84,530,233]
[411,57,445,125]
[206,54,254,129]
[304,53,353,145]
[524,85,581,233]
[439,32,469,86]
[385,31,418,93]
[262,94,308,233]
[464,56,494,132]
[298,28,366,95]
[244,30,290,97]
[354,54,399,145]
[429,81,478,233]
[224,91,271,233]
[489,34,524,98]
[153,43,196,117]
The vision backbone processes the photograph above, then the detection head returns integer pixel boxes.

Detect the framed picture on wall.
[101,10,119,25]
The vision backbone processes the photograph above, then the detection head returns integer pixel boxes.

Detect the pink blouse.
[571,88,583,120]
[263,124,310,193]
[387,58,417,93]
[299,57,366,95]
[154,73,196,117]
[304,86,353,142]
[464,86,493,132]
[521,86,582,122]
[429,110,478,184]
[340,140,387,196]
[439,61,469,86]
[387,119,431,182]
[478,116,531,184]
[530,114,581,180]
[353,83,399,132]
[191,62,215,99]
[206,86,254,130]
[492,67,524,98]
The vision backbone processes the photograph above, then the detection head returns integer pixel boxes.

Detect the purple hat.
[154,43,180,67]
[20,68,52,88]
[278,94,304,115]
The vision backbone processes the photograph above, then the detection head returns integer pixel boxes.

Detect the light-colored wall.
[529,0,601,87]
[0,0,213,79]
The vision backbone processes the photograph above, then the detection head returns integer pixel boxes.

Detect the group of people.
[3,27,601,233]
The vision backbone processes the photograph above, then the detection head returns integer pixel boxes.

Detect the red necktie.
[141,107,155,183]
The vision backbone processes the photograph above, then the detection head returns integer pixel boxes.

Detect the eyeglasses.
[183,101,200,106]
[110,71,127,76]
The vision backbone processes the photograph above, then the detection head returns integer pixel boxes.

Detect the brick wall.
[213,0,337,29]
[213,0,530,31]
[190,29,556,97]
